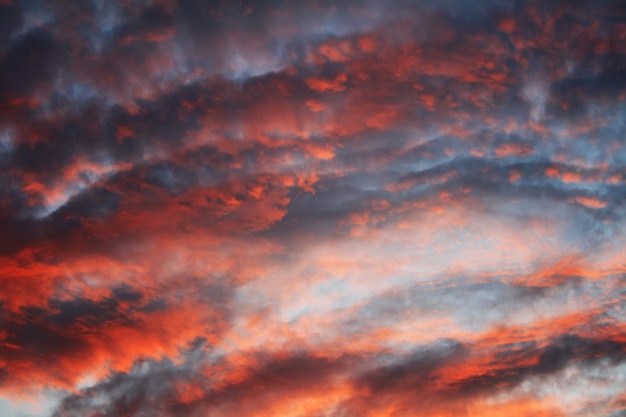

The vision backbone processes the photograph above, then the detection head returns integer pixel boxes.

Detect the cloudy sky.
[1,0,626,416]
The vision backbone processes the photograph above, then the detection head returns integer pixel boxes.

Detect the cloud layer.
[1,0,625,416]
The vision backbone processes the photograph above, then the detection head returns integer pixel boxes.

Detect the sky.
[0,0,626,416]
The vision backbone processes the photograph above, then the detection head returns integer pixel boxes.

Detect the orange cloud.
[575,196,608,209]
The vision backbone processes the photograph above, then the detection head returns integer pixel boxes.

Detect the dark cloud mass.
[1,0,625,416]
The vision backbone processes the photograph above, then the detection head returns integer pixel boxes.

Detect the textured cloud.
[1,0,625,416]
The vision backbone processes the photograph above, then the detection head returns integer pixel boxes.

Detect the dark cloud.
[450,334,626,395]
[53,349,361,417]
[0,27,65,96]
[115,6,176,46]
[49,333,626,416]
[0,279,234,392]
[144,161,199,195]
[57,186,121,218]
[0,4,23,48]
[355,339,467,394]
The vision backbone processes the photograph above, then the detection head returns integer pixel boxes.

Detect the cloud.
[50,333,626,416]
[0,0,625,416]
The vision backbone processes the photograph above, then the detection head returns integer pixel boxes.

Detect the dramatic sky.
[1,0,626,416]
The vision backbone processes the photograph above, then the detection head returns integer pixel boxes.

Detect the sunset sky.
[1,0,626,416]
